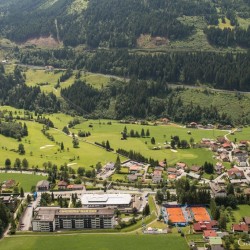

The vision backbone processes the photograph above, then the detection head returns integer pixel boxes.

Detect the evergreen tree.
[20,187,24,198]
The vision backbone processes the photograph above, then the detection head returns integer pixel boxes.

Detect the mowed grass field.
[3,105,248,169]
[0,234,188,250]
[0,107,125,169]
[72,119,226,165]
[0,173,45,191]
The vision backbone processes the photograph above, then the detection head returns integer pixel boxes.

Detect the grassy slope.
[0,234,188,250]
[0,107,126,169]
[24,69,110,97]
[177,88,250,124]
[0,173,45,191]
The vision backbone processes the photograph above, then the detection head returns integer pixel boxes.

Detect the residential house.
[232,223,249,233]
[220,153,230,162]
[214,162,225,174]
[222,142,232,151]
[227,168,245,180]
[105,162,115,171]
[159,161,167,168]
[167,167,177,175]
[152,170,162,183]
[58,181,68,190]
[36,180,50,191]
[2,179,16,189]
[209,182,226,198]
[190,166,202,173]
[203,230,217,239]
[129,165,140,174]
[176,162,187,170]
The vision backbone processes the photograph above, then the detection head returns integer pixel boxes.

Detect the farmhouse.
[81,193,132,209]
[32,207,115,232]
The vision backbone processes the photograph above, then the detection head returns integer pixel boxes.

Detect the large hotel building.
[32,207,115,232]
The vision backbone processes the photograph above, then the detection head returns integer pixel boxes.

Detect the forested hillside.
[0,0,249,48]
[19,49,250,91]
[0,64,60,113]
[61,78,250,125]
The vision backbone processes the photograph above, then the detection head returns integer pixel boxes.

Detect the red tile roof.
[203,230,217,238]
[232,223,249,232]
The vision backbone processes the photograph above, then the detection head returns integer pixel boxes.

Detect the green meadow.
[0,172,45,191]
[24,68,110,97]
[72,119,226,166]
[0,234,188,250]
[2,105,249,171]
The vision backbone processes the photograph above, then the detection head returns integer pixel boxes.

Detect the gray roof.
[36,180,50,187]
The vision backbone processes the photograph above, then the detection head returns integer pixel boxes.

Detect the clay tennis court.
[191,207,211,222]
[166,207,186,223]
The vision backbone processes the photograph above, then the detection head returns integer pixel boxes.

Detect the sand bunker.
[171,149,178,153]
[40,145,55,149]
[67,163,77,167]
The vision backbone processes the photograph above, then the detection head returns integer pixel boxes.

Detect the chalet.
[220,153,230,162]
[2,179,16,189]
[227,168,245,180]
[167,167,177,175]
[67,184,84,190]
[203,230,217,239]
[176,162,187,170]
[217,136,227,144]
[232,223,249,233]
[209,182,226,198]
[214,163,225,174]
[159,161,167,168]
[36,180,50,191]
[58,180,68,190]
[152,170,162,183]
[190,166,202,173]
[222,142,232,150]
[193,221,218,232]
